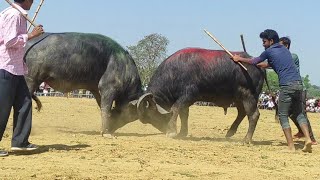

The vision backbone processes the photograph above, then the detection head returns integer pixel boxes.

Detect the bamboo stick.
[28,0,44,32]
[204,29,247,71]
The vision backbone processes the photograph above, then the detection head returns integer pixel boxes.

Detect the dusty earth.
[0,96,320,180]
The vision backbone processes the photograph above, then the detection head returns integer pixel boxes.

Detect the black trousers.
[0,69,32,147]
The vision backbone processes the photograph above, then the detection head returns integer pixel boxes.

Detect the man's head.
[14,0,34,10]
[259,29,279,50]
[279,37,291,50]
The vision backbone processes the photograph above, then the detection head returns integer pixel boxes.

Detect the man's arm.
[257,62,270,68]
[3,14,28,48]
[232,55,252,63]
[4,14,44,48]
[233,51,268,66]
[27,25,44,40]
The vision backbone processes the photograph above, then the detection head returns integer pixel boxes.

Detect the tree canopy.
[127,33,169,87]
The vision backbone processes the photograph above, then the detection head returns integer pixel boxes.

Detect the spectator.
[266,99,275,110]
[0,0,44,157]
[279,36,316,144]
[38,82,45,94]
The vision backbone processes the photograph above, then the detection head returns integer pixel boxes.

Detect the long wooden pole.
[5,0,37,27]
[204,29,247,71]
[28,0,44,32]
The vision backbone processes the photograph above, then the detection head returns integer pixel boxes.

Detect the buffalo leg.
[178,107,189,137]
[166,105,179,138]
[243,98,260,144]
[226,103,246,138]
[167,94,193,138]
[99,86,116,137]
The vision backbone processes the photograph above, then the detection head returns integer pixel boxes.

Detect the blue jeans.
[278,81,307,129]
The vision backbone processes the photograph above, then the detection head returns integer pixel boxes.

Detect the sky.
[1,0,319,85]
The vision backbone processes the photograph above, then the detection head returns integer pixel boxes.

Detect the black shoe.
[0,150,8,157]
[11,143,39,151]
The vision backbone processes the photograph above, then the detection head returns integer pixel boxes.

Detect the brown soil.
[0,97,319,179]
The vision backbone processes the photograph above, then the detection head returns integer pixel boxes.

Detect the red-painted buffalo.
[137,48,265,143]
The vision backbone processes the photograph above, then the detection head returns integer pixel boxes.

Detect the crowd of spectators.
[306,98,320,113]
[258,91,320,113]
[35,82,94,98]
[258,92,276,110]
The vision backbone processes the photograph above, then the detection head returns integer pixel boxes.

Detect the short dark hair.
[279,36,291,49]
[259,29,279,43]
[14,0,26,3]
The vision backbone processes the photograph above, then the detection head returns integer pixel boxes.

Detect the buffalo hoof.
[166,132,177,138]
[225,130,236,138]
[102,133,117,139]
[177,132,188,137]
[242,137,252,145]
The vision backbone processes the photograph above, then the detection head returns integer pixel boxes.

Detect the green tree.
[302,75,311,90]
[262,69,279,93]
[307,88,320,98]
[127,33,169,87]
[306,85,320,98]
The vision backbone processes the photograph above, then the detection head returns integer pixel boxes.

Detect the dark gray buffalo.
[137,48,265,143]
[24,32,143,137]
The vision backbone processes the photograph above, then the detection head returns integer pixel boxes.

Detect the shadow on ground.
[10,144,90,156]
[57,129,162,137]
[177,135,291,147]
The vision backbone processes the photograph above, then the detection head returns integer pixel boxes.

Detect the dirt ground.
[0,97,320,180]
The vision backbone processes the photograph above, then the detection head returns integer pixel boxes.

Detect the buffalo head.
[137,93,172,133]
[108,100,140,133]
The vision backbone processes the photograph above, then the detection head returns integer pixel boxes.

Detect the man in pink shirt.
[0,0,44,156]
